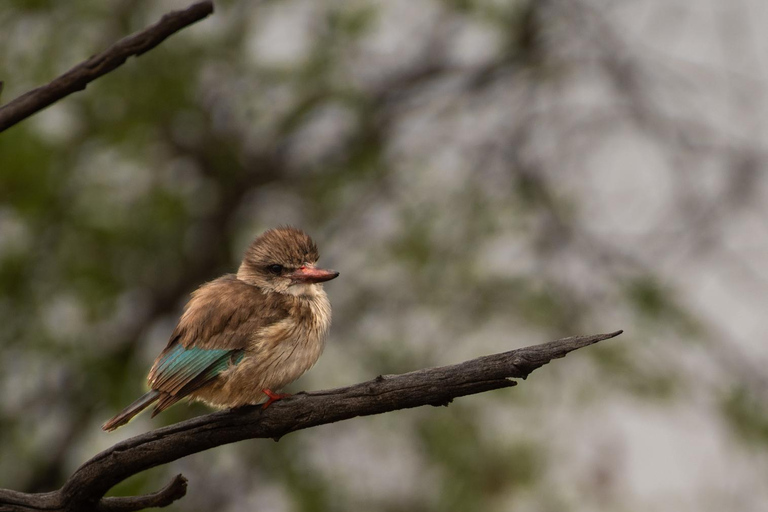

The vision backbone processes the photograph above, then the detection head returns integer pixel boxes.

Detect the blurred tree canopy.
[2,1,768,511]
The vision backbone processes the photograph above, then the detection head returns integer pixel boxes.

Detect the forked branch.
[0,330,622,512]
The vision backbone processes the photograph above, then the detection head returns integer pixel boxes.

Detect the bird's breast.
[243,289,332,388]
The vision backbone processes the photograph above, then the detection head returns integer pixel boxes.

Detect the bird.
[102,227,339,432]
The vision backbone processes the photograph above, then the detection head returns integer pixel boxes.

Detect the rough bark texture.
[0,1,214,133]
[0,330,622,512]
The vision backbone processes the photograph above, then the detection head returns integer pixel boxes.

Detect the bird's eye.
[267,264,283,275]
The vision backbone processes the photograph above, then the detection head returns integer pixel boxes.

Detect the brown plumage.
[102,227,338,432]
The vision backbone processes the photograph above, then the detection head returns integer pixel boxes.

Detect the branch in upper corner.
[0,330,622,512]
[0,1,214,133]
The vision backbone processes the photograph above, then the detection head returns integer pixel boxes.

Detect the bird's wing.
[148,345,245,396]
[147,275,289,398]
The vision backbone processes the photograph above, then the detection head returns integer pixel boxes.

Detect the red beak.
[289,266,340,284]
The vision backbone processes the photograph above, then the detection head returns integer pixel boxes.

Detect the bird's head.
[237,227,339,296]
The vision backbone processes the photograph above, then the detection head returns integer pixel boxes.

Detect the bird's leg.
[262,388,292,409]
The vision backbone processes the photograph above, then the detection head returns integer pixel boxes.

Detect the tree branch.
[0,330,622,512]
[0,0,214,133]
[97,475,187,512]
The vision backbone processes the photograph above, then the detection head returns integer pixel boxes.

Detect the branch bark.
[0,330,622,512]
[0,1,214,133]
[97,475,187,512]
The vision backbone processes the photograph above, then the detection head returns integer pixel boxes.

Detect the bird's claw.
[262,389,291,409]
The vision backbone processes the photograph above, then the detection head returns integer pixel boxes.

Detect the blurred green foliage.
[419,408,541,511]
[722,386,768,446]
[1,1,765,511]
[624,277,701,337]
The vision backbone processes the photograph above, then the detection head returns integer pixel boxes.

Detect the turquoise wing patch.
[151,344,244,394]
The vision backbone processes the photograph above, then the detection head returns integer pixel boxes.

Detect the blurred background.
[1,0,768,511]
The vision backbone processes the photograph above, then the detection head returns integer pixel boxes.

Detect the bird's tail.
[102,390,161,432]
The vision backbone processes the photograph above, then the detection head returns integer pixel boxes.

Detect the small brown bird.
[102,227,338,432]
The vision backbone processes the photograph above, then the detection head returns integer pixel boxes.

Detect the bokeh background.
[2,0,768,511]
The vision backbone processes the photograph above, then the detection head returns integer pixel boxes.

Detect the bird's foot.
[262,389,291,409]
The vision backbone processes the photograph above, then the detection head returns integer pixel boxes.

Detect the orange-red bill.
[290,266,340,284]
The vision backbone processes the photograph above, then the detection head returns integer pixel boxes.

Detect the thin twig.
[0,1,214,133]
[0,330,622,512]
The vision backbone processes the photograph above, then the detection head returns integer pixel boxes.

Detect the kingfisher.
[102,227,339,431]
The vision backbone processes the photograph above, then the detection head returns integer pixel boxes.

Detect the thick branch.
[0,1,214,133]
[0,330,622,512]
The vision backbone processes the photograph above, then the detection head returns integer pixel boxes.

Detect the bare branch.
[0,330,622,512]
[0,0,214,133]
[98,475,187,512]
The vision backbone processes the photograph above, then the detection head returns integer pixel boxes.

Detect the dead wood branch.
[0,330,622,512]
[0,1,213,133]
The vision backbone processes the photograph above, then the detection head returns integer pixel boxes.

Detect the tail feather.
[102,390,161,432]
[152,393,182,417]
